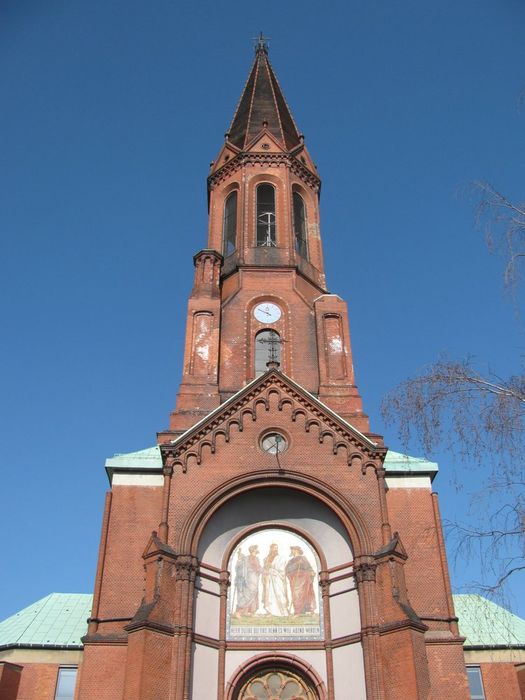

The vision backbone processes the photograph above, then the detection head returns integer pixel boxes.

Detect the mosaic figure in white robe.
[261,543,289,616]
[233,545,261,618]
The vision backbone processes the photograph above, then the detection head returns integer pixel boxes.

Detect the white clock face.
[261,432,288,454]
[253,302,282,323]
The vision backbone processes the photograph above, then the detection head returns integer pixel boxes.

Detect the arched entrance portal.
[191,486,362,700]
[226,654,326,700]
[237,667,318,700]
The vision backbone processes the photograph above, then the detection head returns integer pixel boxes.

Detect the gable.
[244,129,287,154]
[210,141,241,174]
[160,370,386,474]
[105,374,438,483]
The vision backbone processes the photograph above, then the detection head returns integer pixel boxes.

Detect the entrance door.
[237,668,317,700]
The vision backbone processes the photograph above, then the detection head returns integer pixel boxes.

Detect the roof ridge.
[227,55,257,141]
[266,54,301,148]
[244,53,262,150]
[264,54,286,146]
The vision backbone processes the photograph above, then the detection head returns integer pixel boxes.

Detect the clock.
[260,432,288,455]
[253,302,281,323]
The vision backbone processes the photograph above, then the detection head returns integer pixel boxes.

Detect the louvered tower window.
[293,192,308,259]
[223,191,237,255]
[256,184,276,247]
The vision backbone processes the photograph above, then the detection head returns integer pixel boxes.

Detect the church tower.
[76,41,470,700]
[165,35,368,435]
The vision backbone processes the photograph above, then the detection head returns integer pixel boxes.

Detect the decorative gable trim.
[244,127,287,153]
[160,370,386,473]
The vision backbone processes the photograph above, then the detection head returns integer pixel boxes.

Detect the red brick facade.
[478,662,523,699]
[2,41,520,700]
[0,662,22,700]
[75,42,476,700]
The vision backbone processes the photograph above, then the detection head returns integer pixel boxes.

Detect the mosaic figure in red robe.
[285,546,316,616]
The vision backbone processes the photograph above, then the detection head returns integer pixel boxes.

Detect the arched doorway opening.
[226,653,326,700]
[237,666,317,699]
[186,481,367,700]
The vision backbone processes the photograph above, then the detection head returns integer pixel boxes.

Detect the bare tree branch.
[474,181,525,291]
[382,184,525,601]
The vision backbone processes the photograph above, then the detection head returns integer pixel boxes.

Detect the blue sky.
[1,0,524,620]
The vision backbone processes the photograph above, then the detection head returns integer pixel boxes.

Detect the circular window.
[260,433,288,455]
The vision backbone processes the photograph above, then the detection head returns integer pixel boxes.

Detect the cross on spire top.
[254,31,269,55]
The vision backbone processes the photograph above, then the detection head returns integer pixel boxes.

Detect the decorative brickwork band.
[208,152,321,191]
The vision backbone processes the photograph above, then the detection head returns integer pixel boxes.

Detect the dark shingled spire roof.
[227,38,302,151]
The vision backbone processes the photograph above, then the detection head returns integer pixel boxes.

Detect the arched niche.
[191,487,366,700]
[225,524,323,642]
[197,486,353,569]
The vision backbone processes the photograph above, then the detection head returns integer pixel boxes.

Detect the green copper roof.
[453,594,525,648]
[105,445,438,478]
[105,445,162,471]
[0,593,92,650]
[384,450,438,478]
[1,593,524,651]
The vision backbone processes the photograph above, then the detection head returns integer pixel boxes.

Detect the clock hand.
[266,438,277,451]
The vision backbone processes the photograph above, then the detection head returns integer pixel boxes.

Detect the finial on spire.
[254,31,269,55]
[227,36,303,151]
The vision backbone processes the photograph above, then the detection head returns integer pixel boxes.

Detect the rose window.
[238,668,316,700]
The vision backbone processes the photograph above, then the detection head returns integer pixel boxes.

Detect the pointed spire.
[227,37,302,151]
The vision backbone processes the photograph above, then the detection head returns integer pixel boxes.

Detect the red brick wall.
[387,486,469,697]
[0,662,22,700]
[517,664,525,698]
[76,645,127,700]
[77,484,162,700]
[123,629,172,699]
[479,662,523,699]
[426,644,469,698]
[95,484,163,621]
[165,401,385,556]
[387,486,450,618]
[380,628,423,699]
[13,663,59,700]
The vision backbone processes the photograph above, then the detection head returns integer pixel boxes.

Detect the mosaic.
[227,528,322,641]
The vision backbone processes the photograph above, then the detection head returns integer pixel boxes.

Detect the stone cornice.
[208,151,321,192]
